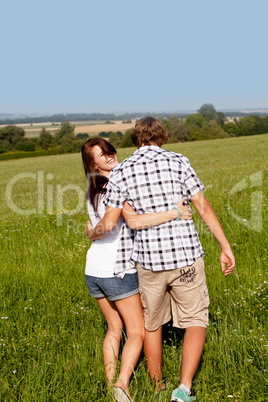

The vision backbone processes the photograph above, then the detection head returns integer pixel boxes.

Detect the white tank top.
[85,197,136,278]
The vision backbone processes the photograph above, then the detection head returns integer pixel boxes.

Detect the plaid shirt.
[104,145,204,272]
[114,221,136,277]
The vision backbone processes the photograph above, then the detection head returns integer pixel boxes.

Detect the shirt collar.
[134,145,161,154]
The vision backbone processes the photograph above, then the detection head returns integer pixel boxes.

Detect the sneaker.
[170,388,196,402]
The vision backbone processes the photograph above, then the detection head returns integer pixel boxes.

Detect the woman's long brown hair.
[81,138,117,216]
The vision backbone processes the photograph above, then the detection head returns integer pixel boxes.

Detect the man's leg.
[143,326,163,385]
[180,326,206,389]
[170,258,208,393]
[136,263,171,386]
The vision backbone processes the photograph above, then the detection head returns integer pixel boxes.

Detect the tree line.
[107,104,268,147]
[1,104,267,158]
[2,107,267,126]
[161,104,268,143]
[0,120,83,155]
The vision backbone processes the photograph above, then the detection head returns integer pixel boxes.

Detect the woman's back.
[86,197,135,277]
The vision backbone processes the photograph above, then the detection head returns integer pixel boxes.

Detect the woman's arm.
[86,206,122,241]
[122,199,192,230]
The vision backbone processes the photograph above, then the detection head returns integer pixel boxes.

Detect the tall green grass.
[0,135,267,401]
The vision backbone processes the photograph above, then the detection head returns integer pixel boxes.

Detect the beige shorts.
[136,257,209,331]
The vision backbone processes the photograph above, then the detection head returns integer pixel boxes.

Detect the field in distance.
[0,120,136,138]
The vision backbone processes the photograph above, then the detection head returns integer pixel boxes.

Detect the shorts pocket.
[139,287,149,316]
[100,277,122,297]
[200,285,210,308]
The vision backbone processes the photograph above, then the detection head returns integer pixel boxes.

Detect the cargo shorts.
[136,257,209,331]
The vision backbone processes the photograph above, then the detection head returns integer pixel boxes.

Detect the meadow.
[0,135,267,401]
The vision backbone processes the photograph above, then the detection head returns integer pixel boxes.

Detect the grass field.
[0,135,267,401]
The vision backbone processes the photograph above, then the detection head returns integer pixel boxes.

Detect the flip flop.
[113,386,134,402]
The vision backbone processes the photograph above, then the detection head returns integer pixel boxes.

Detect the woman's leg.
[97,297,124,384]
[114,294,145,395]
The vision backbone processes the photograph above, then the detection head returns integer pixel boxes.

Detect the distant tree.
[197,104,226,126]
[166,135,178,144]
[160,118,171,133]
[14,138,36,152]
[216,112,226,127]
[184,113,206,128]
[263,115,268,132]
[0,125,26,151]
[23,139,36,151]
[108,132,121,148]
[167,116,188,142]
[99,131,109,138]
[223,122,240,137]
[59,133,76,153]
[119,129,135,148]
[1,139,12,151]
[250,114,265,134]
[237,116,257,136]
[188,127,203,141]
[76,133,89,139]
[200,120,229,140]
[57,120,75,138]
[198,104,218,121]
[188,120,228,141]
[0,125,25,143]
[38,128,53,150]
[236,115,267,136]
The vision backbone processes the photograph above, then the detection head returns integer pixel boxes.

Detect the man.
[87,117,235,402]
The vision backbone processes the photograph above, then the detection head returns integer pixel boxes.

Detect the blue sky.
[1,0,268,114]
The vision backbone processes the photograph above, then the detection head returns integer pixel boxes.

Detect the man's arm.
[86,206,122,241]
[191,190,235,276]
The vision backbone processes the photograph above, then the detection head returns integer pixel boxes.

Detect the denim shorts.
[85,272,139,301]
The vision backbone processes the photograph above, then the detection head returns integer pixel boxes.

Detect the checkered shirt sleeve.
[104,170,126,209]
[114,222,136,278]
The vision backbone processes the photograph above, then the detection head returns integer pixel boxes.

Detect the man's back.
[105,145,204,271]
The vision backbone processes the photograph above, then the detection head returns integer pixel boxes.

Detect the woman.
[81,138,191,402]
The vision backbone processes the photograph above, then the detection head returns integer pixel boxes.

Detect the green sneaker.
[170,388,196,401]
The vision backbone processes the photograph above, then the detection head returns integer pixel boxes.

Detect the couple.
[82,117,235,402]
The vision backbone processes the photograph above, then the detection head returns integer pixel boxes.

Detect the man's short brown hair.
[131,117,168,148]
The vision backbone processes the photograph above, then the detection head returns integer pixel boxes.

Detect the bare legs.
[144,325,206,390]
[98,298,205,393]
[97,294,144,396]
